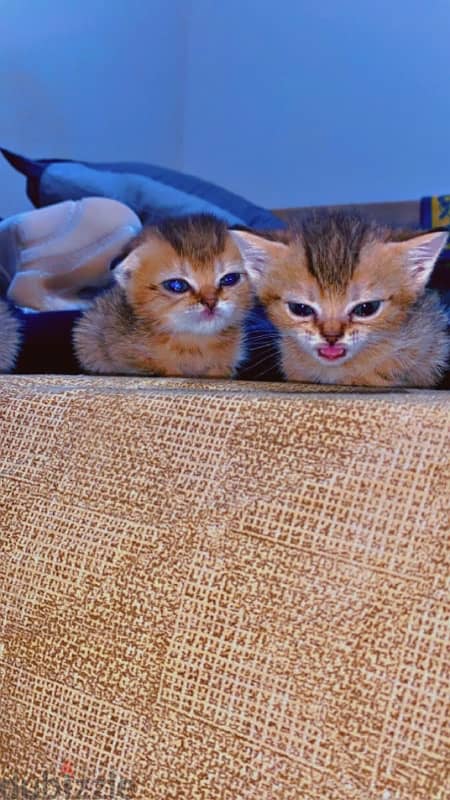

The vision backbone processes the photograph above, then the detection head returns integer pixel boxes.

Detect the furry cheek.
[293,325,321,351]
[134,294,181,325]
[272,305,318,347]
[215,298,236,318]
[263,300,297,333]
[349,310,397,344]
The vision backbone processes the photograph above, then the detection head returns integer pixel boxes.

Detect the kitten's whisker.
[245,332,279,345]
[246,342,279,353]
[246,341,279,351]
[245,331,279,341]
[247,329,279,338]
[245,351,280,373]
[248,326,277,334]
[247,355,282,379]
[255,363,282,379]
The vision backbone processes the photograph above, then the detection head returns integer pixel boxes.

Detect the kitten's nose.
[320,323,344,344]
[201,295,217,311]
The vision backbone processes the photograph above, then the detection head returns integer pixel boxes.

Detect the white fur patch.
[168,300,237,335]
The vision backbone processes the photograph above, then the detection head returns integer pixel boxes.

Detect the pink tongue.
[318,344,346,360]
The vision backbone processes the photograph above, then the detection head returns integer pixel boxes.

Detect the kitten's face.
[232,226,447,368]
[115,234,253,335]
[254,240,413,366]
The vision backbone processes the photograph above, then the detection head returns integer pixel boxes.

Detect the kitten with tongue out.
[232,212,449,387]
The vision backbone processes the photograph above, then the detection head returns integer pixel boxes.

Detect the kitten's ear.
[394,230,448,290]
[113,250,142,288]
[230,230,289,284]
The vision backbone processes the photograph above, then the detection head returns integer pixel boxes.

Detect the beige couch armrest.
[0,375,448,799]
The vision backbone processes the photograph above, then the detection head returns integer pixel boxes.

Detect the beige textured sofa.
[0,200,449,800]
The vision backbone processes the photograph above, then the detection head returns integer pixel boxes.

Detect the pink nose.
[201,297,217,311]
[324,334,340,345]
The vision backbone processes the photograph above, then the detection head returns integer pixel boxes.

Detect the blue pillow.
[1,148,285,231]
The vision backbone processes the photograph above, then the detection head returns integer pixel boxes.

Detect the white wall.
[0,0,187,216]
[183,0,450,208]
[0,0,449,216]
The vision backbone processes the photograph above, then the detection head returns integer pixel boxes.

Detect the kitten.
[73,214,254,377]
[0,298,21,373]
[231,213,449,387]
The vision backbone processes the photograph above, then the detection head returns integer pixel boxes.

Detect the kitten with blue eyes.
[231,212,449,387]
[73,214,254,377]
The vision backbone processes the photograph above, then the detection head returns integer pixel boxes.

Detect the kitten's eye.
[287,302,315,317]
[219,272,241,288]
[162,278,191,294]
[351,300,382,318]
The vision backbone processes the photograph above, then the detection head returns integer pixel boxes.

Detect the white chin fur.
[169,303,236,335]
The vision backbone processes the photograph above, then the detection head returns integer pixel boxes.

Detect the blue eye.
[288,302,315,317]
[162,278,191,294]
[352,301,382,318]
[219,272,241,288]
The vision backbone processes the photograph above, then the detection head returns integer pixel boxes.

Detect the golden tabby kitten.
[232,213,449,387]
[0,298,21,372]
[73,214,254,377]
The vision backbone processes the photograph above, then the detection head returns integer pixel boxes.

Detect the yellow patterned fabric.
[0,376,449,800]
[430,195,450,258]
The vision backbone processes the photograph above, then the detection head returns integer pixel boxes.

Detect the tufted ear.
[112,249,144,289]
[230,230,289,284]
[112,231,165,288]
[391,230,448,291]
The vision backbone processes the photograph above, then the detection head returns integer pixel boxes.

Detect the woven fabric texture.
[0,376,449,800]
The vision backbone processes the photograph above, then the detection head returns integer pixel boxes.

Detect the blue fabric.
[1,148,285,231]
[12,308,82,375]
